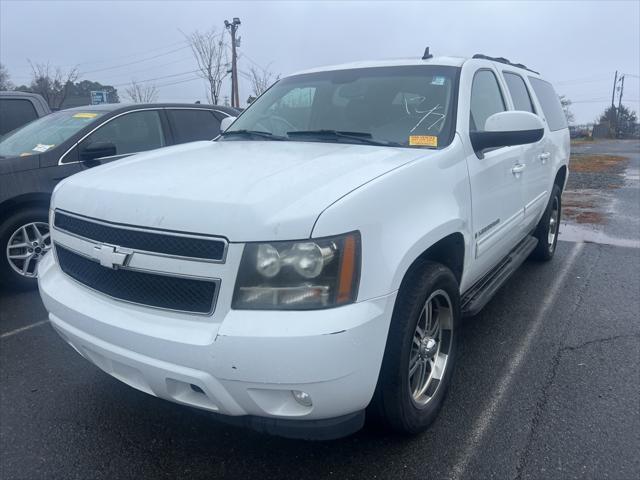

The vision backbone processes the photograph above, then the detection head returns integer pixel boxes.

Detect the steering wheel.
[255,114,297,136]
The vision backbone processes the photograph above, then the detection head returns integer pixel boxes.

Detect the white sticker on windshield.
[32,144,55,153]
[431,76,446,86]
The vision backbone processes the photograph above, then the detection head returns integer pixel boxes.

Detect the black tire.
[530,184,562,262]
[369,260,460,434]
[0,206,50,290]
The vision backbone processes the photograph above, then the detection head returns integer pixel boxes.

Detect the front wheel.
[0,207,52,290]
[370,260,460,434]
[530,184,562,261]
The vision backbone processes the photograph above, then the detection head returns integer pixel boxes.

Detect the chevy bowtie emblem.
[92,245,132,269]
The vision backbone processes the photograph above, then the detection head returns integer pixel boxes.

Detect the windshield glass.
[225,65,459,148]
[0,110,105,158]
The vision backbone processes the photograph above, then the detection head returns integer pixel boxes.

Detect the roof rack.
[472,54,539,75]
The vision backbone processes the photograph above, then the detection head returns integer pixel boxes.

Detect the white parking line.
[450,242,584,480]
[0,320,48,339]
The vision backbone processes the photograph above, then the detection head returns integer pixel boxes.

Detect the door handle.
[539,152,550,164]
[511,163,526,175]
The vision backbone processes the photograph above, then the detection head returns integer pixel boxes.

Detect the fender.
[312,139,473,301]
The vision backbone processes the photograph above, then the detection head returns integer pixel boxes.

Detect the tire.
[0,206,51,290]
[530,184,562,262]
[369,260,460,434]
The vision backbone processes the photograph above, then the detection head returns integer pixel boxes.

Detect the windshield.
[0,110,105,158]
[224,65,459,148]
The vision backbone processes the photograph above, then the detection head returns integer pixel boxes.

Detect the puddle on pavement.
[560,153,639,248]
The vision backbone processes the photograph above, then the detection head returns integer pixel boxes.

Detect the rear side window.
[0,99,39,136]
[503,72,535,113]
[167,109,221,144]
[470,70,506,131]
[528,77,567,131]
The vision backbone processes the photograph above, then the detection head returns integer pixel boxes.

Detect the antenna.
[422,47,433,60]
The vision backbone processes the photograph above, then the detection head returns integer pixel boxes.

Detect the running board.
[461,236,538,317]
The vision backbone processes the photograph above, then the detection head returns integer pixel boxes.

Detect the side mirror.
[220,116,237,132]
[470,111,544,153]
[80,142,117,161]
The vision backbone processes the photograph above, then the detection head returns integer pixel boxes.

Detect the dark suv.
[0,102,238,288]
[0,91,51,136]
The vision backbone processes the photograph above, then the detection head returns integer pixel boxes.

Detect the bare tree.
[0,63,13,90]
[124,80,158,103]
[28,61,79,109]
[184,28,228,104]
[248,65,279,98]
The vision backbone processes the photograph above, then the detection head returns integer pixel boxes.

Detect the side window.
[528,77,568,131]
[82,110,165,157]
[0,99,39,136]
[167,109,221,144]
[470,70,506,131]
[503,72,535,113]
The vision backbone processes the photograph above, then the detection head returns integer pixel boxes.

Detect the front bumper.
[38,253,396,438]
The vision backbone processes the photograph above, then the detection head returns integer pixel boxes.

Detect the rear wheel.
[530,184,562,261]
[370,260,460,434]
[0,207,51,290]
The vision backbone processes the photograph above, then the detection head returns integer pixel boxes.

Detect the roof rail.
[472,54,540,75]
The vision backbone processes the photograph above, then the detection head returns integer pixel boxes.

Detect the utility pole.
[611,70,618,107]
[616,75,625,137]
[224,17,241,108]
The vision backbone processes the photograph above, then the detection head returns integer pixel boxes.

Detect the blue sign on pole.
[90,91,108,105]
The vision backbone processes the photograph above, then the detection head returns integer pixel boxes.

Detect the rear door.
[166,108,222,145]
[463,66,526,279]
[502,71,548,228]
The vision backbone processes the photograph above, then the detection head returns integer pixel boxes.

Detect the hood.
[53,140,433,241]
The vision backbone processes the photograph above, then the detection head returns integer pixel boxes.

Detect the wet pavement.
[1,140,639,480]
[561,139,640,247]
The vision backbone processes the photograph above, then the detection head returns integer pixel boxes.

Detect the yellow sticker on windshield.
[73,113,98,119]
[409,135,438,147]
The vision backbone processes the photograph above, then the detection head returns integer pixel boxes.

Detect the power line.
[80,45,191,75]
[63,40,189,68]
[110,69,200,87]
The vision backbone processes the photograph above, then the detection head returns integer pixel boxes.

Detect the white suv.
[38,52,569,440]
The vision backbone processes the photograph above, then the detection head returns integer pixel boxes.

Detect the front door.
[465,68,525,281]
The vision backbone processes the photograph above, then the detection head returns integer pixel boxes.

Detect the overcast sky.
[1,0,638,123]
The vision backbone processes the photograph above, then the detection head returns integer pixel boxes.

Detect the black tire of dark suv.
[0,207,51,290]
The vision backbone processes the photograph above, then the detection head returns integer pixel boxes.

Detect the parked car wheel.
[370,260,460,434]
[530,184,562,261]
[0,207,51,290]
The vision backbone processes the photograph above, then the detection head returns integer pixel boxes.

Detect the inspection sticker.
[73,113,98,119]
[431,76,446,85]
[409,135,438,147]
[32,144,55,153]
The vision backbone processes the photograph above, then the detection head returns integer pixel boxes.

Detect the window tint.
[167,109,221,144]
[83,110,165,156]
[503,72,535,113]
[470,70,505,131]
[528,77,568,131]
[0,99,39,136]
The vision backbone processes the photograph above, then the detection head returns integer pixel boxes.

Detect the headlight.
[232,231,360,310]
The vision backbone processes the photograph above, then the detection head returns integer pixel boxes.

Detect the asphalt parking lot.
[1,140,639,480]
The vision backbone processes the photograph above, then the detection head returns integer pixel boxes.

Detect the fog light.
[292,390,313,407]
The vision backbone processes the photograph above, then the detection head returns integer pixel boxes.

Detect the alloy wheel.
[6,222,51,278]
[408,289,454,406]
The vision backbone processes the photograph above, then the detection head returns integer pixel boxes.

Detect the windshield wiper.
[286,130,401,147]
[220,129,288,141]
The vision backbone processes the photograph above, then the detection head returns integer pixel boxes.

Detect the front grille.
[54,211,226,261]
[55,245,217,314]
